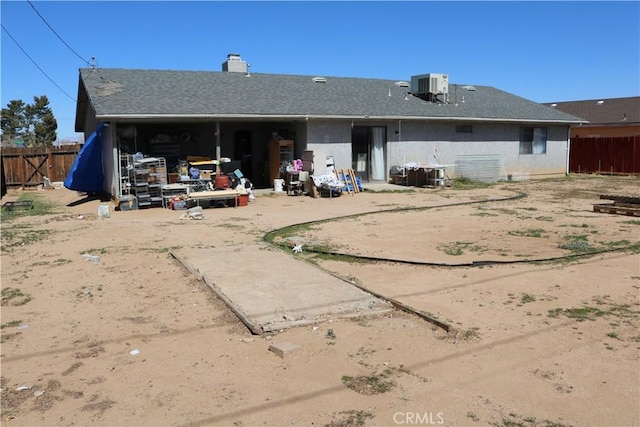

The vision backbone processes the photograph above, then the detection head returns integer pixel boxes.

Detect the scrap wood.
[599,195,640,205]
[335,169,359,195]
[348,168,360,193]
[2,200,34,211]
[593,203,640,217]
[339,169,353,193]
[594,194,640,216]
[335,169,352,195]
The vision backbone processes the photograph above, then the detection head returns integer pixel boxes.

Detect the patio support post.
[215,121,221,174]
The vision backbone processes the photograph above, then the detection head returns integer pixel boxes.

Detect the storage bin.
[171,200,187,210]
[238,194,249,206]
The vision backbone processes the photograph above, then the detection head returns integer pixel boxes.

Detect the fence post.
[20,152,25,187]
[47,147,53,181]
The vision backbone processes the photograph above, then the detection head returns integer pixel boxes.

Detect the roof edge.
[96,113,585,125]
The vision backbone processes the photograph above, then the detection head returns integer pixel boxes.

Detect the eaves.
[96,113,586,125]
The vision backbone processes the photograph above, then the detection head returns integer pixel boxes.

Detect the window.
[519,127,547,154]
[456,125,473,133]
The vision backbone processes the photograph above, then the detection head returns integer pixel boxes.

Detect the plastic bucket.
[97,205,110,218]
[274,179,284,192]
[238,194,249,206]
[214,174,231,189]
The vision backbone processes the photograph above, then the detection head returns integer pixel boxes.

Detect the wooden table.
[187,189,241,208]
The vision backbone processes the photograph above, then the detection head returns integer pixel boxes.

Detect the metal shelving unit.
[119,154,167,209]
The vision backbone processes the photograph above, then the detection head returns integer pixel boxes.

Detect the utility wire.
[27,0,93,67]
[1,24,76,102]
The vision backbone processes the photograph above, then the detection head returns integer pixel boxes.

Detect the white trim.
[96,113,583,125]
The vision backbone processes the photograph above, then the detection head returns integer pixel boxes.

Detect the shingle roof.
[76,68,584,130]
[543,97,640,124]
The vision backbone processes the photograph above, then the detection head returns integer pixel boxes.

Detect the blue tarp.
[64,123,106,193]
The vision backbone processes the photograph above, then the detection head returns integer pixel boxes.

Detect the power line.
[1,24,76,102]
[27,0,93,67]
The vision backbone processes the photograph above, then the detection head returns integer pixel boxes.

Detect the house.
[74,53,584,198]
[543,97,640,174]
[543,97,640,138]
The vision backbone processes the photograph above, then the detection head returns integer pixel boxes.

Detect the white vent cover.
[312,76,327,83]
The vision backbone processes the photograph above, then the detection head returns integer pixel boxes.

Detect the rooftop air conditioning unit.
[410,73,449,97]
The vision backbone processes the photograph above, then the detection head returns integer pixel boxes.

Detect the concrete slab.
[172,244,393,334]
[268,342,301,358]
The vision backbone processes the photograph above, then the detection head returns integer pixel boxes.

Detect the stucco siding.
[306,120,353,170]
[390,123,568,178]
[306,120,569,180]
[100,125,115,195]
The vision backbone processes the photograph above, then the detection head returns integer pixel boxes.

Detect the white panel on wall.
[455,154,505,182]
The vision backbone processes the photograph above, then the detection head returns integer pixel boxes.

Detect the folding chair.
[287,171,309,196]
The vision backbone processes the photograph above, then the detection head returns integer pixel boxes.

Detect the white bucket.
[97,205,110,218]
[274,179,284,192]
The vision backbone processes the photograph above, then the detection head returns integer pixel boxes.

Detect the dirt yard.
[1,175,639,427]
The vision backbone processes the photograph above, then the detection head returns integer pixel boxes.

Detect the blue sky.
[1,1,639,141]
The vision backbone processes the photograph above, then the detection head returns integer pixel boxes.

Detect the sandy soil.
[1,175,639,427]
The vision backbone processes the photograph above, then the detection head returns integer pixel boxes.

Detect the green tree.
[1,95,57,147]
[28,96,58,147]
[1,99,28,143]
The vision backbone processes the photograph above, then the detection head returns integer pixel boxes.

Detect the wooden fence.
[570,136,640,175]
[1,144,81,188]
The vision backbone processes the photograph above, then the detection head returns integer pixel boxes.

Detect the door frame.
[351,125,387,182]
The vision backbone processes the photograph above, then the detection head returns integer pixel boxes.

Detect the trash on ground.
[178,205,205,219]
[97,205,110,218]
[81,254,101,263]
[16,383,33,391]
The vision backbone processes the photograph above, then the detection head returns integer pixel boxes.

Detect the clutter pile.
[117,154,254,211]
[166,166,254,210]
[180,206,205,220]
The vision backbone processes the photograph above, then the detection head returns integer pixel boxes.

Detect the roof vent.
[462,85,476,91]
[597,100,604,105]
[312,76,327,83]
[394,81,409,87]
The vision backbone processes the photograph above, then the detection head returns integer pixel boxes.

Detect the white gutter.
[97,113,584,125]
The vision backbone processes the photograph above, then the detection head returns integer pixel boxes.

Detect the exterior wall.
[571,125,640,138]
[305,120,353,170]
[101,125,115,195]
[80,105,118,196]
[100,118,571,194]
[307,119,570,180]
[387,122,569,178]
